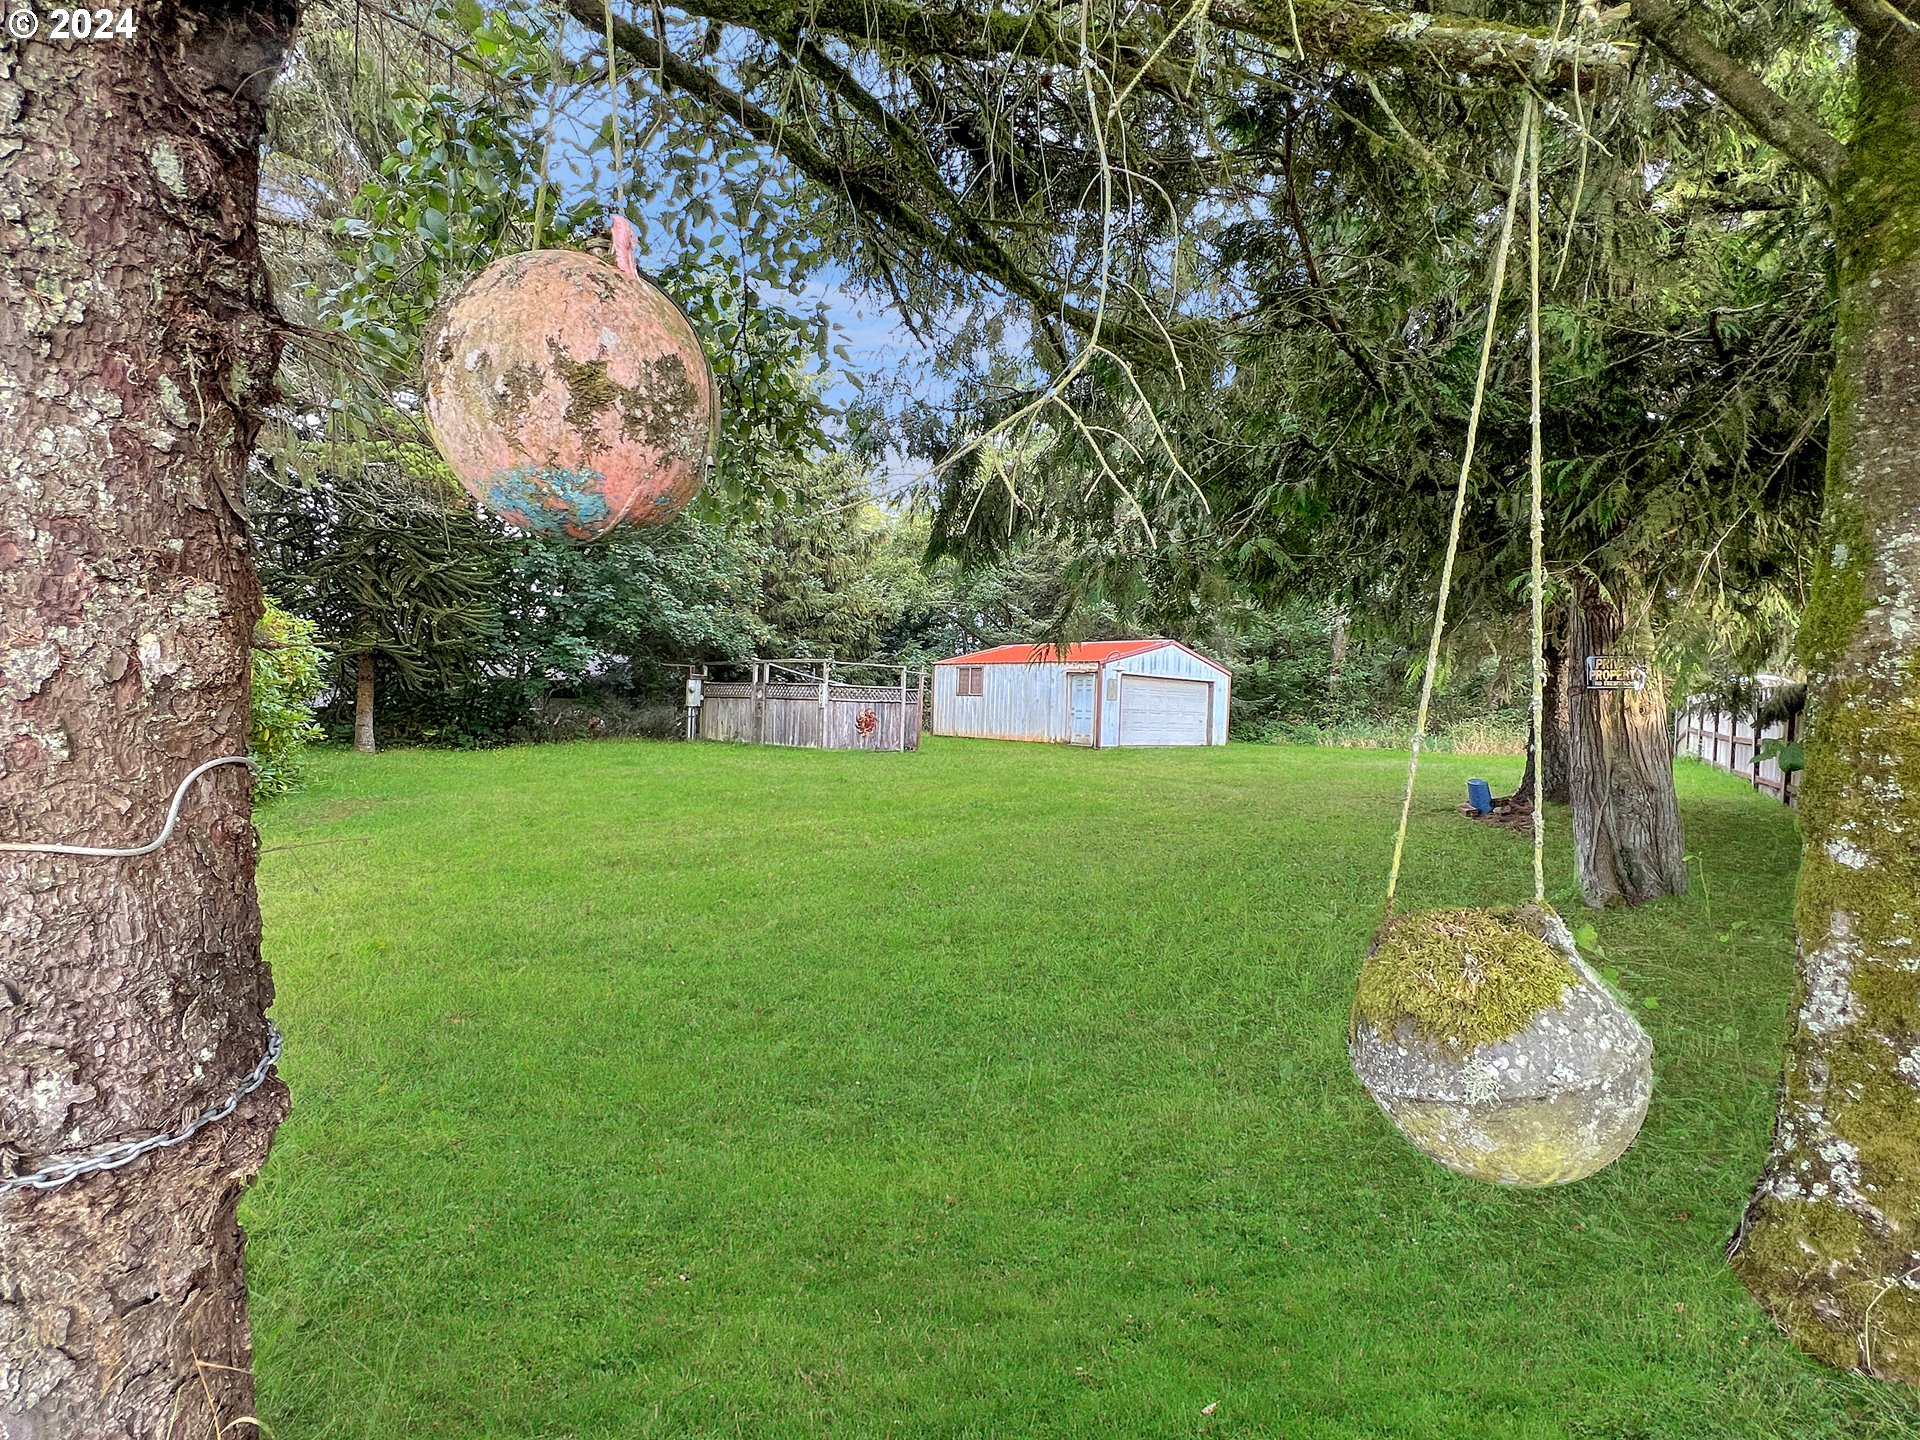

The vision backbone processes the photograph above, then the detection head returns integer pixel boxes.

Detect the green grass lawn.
[248,738,1919,1439]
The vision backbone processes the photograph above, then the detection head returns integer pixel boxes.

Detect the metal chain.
[2,754,276,1196]
[1,1023,283,1195]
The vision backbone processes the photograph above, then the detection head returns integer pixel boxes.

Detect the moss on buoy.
[1353,905,1576,1053]
[1348,902,1654,1186]
[422,249,716,540]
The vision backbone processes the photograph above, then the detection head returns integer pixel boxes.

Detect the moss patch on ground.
[1354,906,1577,1051]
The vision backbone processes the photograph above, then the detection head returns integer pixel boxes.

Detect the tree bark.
[354,652,377,754]
[1566,577,1688,907]
[0,4,297,1435]
[1730,24,1920,1380]
[1505,624,1569,809]
[1541,625,1571,806]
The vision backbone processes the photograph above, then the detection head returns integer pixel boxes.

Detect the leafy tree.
[498,518,767,692]
[250,599,328,798]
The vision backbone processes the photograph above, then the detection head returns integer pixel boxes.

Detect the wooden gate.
[692,661,926,751]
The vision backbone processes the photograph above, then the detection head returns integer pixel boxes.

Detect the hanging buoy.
[1350,103,1648,1186]
[1348,904,1652,1186]
[422,219,717,540]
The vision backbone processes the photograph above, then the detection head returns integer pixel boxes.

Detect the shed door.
[1068,672,1096,745]
[1118,676,1211,746]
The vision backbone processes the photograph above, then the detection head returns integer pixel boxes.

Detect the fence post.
[819,661,831,748]
[754,661,766,744]
[1786,706,1799,806]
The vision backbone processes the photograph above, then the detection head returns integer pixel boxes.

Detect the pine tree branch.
[773,33,1059,304]
[1627,0,1844,190]
[569,0,1176,356]
[1206,0,1634,84]
[620,0,1631,89]
[1829,0,1920,47]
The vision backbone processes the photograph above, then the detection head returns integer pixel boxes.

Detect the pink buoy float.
[422,217,718,540]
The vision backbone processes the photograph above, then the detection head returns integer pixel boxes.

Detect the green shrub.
[251,599,326,799]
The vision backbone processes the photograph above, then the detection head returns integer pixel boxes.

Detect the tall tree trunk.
[1541,625,1571,805]
[0,5,296,1435]
[354,652,377,754]
[1566,577,1688,907]
[1731,29,1920,1380]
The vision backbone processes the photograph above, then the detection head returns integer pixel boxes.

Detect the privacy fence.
[691,660,927,751]
[1672,675,1802,806]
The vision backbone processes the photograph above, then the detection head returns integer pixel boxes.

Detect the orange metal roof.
[937,640,1169,666]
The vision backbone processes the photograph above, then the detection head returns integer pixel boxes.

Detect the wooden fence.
[692,661,925,751]
[1673,680,1801,805]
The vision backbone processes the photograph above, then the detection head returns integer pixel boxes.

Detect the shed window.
[955,665,985,697]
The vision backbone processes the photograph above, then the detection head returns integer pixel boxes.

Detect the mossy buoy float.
[1348,904,1651,1186]
[422,222,717,540]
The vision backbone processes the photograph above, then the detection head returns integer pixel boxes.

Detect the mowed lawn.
[247,739,1917,1439]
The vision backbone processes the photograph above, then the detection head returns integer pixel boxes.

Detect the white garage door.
[1119,676,1211,746]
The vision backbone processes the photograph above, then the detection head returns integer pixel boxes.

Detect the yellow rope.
[530,8,564,249]
[1527,107,1547,907]
[1383,97,1537,918]
[604,0,627,215]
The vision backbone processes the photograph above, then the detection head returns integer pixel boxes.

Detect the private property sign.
[1586,654,1650,691]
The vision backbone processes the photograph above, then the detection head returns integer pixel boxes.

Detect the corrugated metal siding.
[1103,647,1231,746]
[932,641,1232,746]
[931,661,1074,741]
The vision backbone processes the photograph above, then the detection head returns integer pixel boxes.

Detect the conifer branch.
[1627,0,1844,190]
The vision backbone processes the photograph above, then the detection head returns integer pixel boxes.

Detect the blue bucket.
[1466,778,1494,815]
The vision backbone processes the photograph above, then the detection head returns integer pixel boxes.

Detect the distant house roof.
[938,640,1176,666]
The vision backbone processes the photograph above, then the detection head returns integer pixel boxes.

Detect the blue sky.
[529,16,954,495]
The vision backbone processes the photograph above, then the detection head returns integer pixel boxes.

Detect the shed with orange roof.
[931,640,1230,747]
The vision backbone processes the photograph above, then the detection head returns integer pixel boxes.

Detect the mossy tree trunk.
[1729,25,1920,1381]
[1566,577,1688,907]
[354,652,377,754]
[0,3,297,1433]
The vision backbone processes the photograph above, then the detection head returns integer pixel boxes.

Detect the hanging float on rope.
[422,217,718,540]
[1349,904,1652,1185]
[1347,100,1652,1187]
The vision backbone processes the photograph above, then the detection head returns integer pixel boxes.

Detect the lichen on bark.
[1730,26,1920,1382]
[1,2,298,1433]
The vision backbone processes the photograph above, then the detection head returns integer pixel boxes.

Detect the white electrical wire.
[0,755,252,858]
